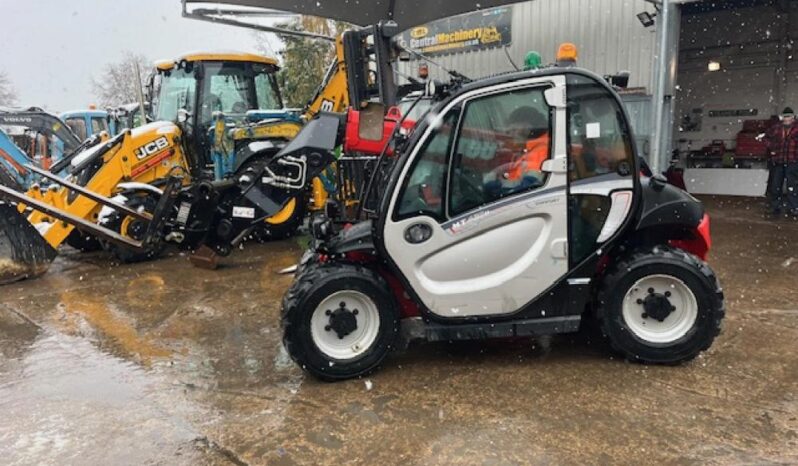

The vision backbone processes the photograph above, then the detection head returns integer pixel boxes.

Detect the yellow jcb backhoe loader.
[0,23,423,283]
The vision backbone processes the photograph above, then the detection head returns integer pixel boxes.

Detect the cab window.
[65,117,87,141]
[154,67,196,123]
[254,66,281,110]
[448,87,552,217]
[201,62,257,124]
[566,75,635,181]
[396,109,459,221]
[91,117,108,135]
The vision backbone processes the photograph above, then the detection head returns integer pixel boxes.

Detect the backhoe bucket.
[0,203,57,284]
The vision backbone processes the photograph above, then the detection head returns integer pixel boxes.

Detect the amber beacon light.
[556,43,578,65]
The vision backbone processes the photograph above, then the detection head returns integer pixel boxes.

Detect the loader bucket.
[0,203,57,284]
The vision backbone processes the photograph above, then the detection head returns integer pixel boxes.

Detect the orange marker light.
[556,43,578,63]
[88,104,97,110]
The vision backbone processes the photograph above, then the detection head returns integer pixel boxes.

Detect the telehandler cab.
[279,67,724,381]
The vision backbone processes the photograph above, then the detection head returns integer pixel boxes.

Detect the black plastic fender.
[233,139,282,174]
[322,220,376,255]
[636,177,704,230]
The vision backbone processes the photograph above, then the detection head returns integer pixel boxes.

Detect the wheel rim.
[265,198,296,225]
[621,274,698,344]
[310,290,380,361]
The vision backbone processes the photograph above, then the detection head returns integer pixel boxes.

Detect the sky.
[0,0,283,112]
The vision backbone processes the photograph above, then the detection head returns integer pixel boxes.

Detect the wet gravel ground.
[0,196,796,465]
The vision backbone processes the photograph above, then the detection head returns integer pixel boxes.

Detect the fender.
[232,140,282,173]
[636,177,704,231]
[98,183,164,226]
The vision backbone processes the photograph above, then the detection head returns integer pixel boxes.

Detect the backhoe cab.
[149,52,301,180]
[280,67,724,381]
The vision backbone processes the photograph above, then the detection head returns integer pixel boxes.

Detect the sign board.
[396,6,512,57]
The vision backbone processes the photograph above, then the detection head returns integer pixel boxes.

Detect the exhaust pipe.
[0,202,57,285]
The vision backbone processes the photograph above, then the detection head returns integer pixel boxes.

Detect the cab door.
[382,76,569,318]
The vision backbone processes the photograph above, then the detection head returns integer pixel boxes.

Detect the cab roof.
[154,51,278,71]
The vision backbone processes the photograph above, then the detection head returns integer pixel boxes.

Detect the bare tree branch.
[0,71,19,106]
[90,52,150,108]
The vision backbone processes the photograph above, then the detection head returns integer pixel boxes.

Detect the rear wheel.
[282,263,399,381]
[255,193,307,241]
[101,192,164,263]
[596,246,724,364]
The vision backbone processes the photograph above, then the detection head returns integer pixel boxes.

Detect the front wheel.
[100,192,164,263]
[282,263,399,381]
[596,246,724,364]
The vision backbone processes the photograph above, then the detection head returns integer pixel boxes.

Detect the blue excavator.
[0,107,82,190]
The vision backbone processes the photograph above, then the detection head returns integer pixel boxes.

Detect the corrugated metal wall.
[397,0,657,90]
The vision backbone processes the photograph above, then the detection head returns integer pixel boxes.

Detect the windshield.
[199,61,281,126]
[153,67,196,123]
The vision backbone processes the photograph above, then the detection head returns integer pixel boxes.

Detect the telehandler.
[278,64,724,381]
[168,4,721,380]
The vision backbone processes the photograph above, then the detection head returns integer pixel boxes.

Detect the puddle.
[0,332,206,465]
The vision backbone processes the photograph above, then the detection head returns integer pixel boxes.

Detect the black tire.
[101,192,164,263]
[282,262,400,381]
[65,230,103,252]
[595,245,724,364]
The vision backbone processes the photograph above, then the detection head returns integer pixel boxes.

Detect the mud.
[0,196,796,465]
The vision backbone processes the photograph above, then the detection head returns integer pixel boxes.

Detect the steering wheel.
[231,101,247,114]
[453,166,486,208]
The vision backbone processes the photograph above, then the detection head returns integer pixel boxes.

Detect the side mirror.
[177,108,191,124]
[605,71,630,89]
[424,79,437,97]
[541,158,567,174]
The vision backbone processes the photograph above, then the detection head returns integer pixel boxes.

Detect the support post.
[650,0,681,174]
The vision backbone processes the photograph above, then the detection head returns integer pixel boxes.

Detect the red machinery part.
[670,213,711,261]
[344,106,411,156]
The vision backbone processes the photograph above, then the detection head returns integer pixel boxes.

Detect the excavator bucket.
[0,202,57,285]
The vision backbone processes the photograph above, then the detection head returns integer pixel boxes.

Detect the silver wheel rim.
[621,274,698,344]
[310,290,381,361]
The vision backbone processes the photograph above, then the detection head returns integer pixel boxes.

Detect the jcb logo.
[410,26,428,39]
[134,137,169,160]
[320,99,334,112]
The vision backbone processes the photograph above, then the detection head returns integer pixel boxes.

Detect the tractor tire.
[254,193,307,242]
[282,262,400,381]
[595,245,724,364]
[65,230,103,252]
[101,192,164,263]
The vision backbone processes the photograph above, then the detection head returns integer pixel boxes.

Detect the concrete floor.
[0,196,796,465]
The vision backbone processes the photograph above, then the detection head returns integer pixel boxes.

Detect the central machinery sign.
[396,6,513,56]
